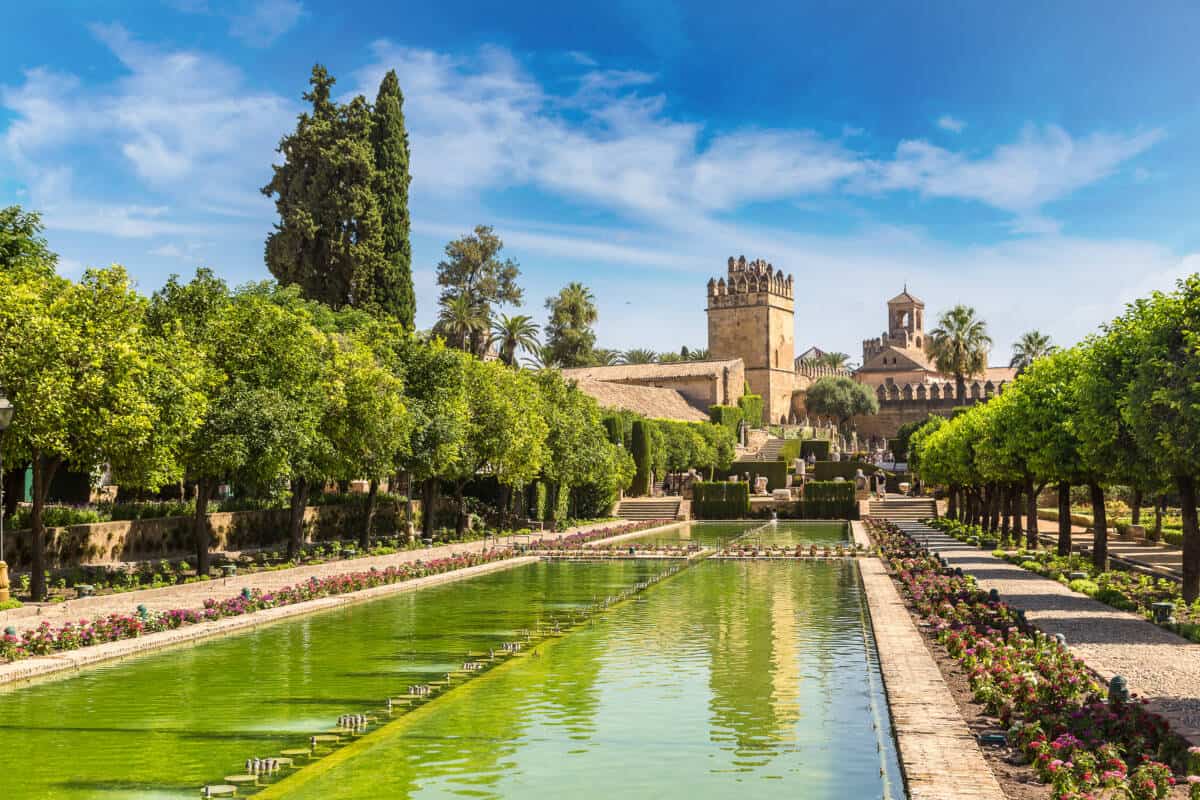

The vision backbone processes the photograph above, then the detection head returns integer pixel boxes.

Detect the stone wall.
[706,256,795,424]
[2,502,402,571]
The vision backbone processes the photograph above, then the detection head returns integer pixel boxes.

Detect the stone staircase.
[754,437,786,461]
[867,497,937,523]
[616,497,682,521]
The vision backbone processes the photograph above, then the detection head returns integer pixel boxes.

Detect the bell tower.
[886,286,925,351]
[706,255,795,425]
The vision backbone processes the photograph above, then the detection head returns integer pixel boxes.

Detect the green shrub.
[693,481,750,519]
[1095,587,1136,611]
[1021,560,1044,573]
[800,440,830,461]
[708,404,743,435]
[798,481,857,519]
[729,460,787,490]
[10,505,105,529]
[630,419,653,496]
[1068,578,1100,596]
[737,393,764,427]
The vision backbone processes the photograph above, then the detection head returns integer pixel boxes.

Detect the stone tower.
[706,255,795,425]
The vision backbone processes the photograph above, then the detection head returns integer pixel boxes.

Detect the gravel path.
[901,523,1200,744]
[0,520,647,634]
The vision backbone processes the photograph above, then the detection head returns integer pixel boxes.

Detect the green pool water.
[625,520,848,548]
[0,557,902,800]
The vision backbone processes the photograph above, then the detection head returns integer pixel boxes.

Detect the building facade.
[706,256,795,424]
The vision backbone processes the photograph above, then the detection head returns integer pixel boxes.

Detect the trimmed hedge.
[631,420,653,496]
[800,440,830,461]
[730,459,787,490]
[708,404,744,435]
[778,439,803,464]
[801,480,858,519]
[813,460,881,481]
[737,393,764,427]
[694,481,750,519]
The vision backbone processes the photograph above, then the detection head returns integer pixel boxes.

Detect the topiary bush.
[737,393,764,427]
[708,404,743,435]
[630,419,653,496]
[693,481,750,519]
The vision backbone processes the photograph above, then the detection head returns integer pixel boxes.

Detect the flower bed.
[525,520,663,549]
[929,517,1200,646]
[869,518,1193,799]
[0,550,511,663]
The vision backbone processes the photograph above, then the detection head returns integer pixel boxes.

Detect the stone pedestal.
[0,561,9,603]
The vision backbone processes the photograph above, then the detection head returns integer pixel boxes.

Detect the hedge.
[693,481,750,519]
[800,481,858,519]
[800,440,830,461]
[630,419,653,496]
[813,460,881,481]
[729,459,787,490]
[737,393,764,427]
[777,439,803,464]
[708,404,743,435]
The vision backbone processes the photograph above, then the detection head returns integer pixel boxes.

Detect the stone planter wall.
[2,502,403,571]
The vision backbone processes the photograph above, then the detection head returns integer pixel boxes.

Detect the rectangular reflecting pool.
[0,552,903,800]
[623,520,849,548]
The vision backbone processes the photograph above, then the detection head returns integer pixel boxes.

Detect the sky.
[2,0,1199,363]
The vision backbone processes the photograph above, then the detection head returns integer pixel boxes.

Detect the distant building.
[568,258,1012,440]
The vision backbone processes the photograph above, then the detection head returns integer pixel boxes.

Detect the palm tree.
[1009,330,1056,373]
[523,343,560,370]
[657,351,683,363]
[490,314,540,367]
[926,305,992,400]
[591,347,621,366]
[620,348,658,365]
[436,294,487,352]
[686,347,710,361]
[819,351,852,369]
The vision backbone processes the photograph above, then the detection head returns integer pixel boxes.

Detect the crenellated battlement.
[871,379,1009,404]
[707,255,794,301]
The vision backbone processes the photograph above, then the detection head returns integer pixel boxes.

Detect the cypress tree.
[631,420,652,496]
[371,69,416,328]
[263,65,387,311]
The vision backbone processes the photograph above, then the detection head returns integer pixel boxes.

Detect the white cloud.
[354,42,1161,234]
[859,124,1163,226]
[229,0,304,47]
[937,114,966,133]
[1,23,291,237]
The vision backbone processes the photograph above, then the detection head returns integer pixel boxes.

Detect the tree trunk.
[956,374,967,403]
[29,453,60,602]
[1057,481,1071,556]
[947,483,958,520]
[1025,477,1039,550]
[1130,486,1143,526]
[498,484,512,530]
[1178,475,1199,603]
[1012,483,1023,539]
[1089,482,1107,572]
[360,478,379,550]
[1000,485,1012,539]
[421,479,437,538]
[193,477,214,578]
[993,484,1003,534]
[400,471,415,543]
[454,481,467,538]
[287,477,308,561]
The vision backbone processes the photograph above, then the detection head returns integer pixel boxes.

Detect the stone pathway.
[1032,516,1186,579]
[899,521,1200,743]
[0,521,632,635]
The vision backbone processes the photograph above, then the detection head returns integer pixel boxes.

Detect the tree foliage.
[804,375,879,431]
[544,282,598,368]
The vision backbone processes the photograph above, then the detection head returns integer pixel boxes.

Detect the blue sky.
[2,0,1199,361]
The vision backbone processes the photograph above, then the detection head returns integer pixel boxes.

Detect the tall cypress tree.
[371,70,416,328]
[263,65,387,312]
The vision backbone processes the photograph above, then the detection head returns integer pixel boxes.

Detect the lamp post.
[0,385,14,601]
